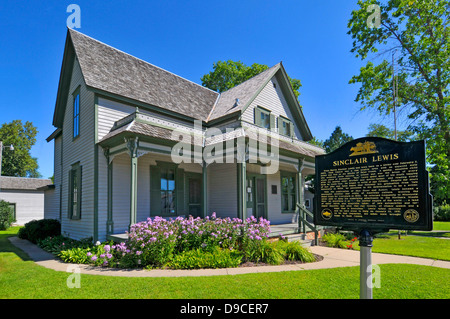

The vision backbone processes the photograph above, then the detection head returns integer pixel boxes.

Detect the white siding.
[97,97,196,142]
[111,153,131,234]
[60,59,95,240]
[43,188,59,220]
[241,76,303,140]
[45,135,62,221]
[208,163,237,218]
[0,190,45,225]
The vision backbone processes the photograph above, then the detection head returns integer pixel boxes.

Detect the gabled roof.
[207,63,281,122]
[207,62,313,141]
[52,29,312,141]
[53,29,219,127]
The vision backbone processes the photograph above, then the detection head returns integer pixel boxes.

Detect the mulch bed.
[238,253,324,267]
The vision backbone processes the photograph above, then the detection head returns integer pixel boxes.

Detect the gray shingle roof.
[99,120,203,147]
[0,177,52,191]
[69,29,219,121]
[207,63,281,122]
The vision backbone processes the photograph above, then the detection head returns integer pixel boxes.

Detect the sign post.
[359,229,373,299]
[313,137,433,299]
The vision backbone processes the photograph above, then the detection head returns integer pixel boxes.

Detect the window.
[73,89,80,138]
[260,111,270,129]
[278,117,293,137]
[160,167,176,215]
[281,172,296,213]
[69,163,82,219]
[255,107,274,130]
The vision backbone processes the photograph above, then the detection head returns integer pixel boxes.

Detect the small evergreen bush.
[17,219,61,243]
[0,200,14,230]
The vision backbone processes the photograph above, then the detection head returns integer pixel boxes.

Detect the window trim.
[255,106,274,130]
[72,87,80,140]
[280,171,296,214]
[278,116,293,137]
[69,162,82,220]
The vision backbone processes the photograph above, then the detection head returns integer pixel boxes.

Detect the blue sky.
[0,0,398,179]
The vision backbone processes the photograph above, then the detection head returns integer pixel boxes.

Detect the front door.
[255,177,266,219]
[187,174,202,218]
[246,175,266,220]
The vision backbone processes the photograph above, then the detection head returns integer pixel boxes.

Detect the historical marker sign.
[314,137,433,231]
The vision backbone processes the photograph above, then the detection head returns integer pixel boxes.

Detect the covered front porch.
[97,111,323,242]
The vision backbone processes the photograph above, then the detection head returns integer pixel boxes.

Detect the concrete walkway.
[8,236,450,278]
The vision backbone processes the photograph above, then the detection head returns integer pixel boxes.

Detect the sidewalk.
[8,236,450,278]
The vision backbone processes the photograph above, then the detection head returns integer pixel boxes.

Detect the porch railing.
[297,203,319,245]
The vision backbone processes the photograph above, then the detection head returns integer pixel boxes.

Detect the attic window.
[255,106,275,130]
[278,117,294,138]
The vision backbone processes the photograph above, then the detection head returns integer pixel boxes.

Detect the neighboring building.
[0,176,52,225]
[45,28,325,242]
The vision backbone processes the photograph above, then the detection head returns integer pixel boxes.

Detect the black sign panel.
[314,137,432,231]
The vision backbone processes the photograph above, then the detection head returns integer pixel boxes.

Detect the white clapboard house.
[0,176,52,225]
[45,28,325,242]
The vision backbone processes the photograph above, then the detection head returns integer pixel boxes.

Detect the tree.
[366,123,416,142]
[0,120,41,178]
[323,126,354,153]
[348,0,450,204]
[308,136,325,149]
[201,60,303,101]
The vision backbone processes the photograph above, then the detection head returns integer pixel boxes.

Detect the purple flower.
[91,255,97,261]
[87,252,92,257]
[106,253,112,259]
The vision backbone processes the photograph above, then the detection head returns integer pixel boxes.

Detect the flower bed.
[40,213,317,269]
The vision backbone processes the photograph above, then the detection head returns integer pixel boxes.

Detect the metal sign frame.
[314,137,433,232]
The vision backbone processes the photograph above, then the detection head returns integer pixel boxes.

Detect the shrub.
[59,247,92,264]
[0,200,14,230]
[243,240,284,265]
[277,241,316,262]
[37,235,92,256]
[322,233,347,249]
[165,247,243,269]
[18,219,61,243]
[434,204,450,221]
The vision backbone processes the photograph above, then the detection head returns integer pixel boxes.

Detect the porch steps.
[282,233,314,247]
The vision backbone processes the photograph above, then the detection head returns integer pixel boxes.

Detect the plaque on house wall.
[314,137,433,231]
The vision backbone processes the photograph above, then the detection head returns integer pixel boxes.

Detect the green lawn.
[349,222,450,261]
[1,227,449,299]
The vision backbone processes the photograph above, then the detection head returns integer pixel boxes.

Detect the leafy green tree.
[308,136,325,148]
[0,120,41,178]
[366,123,416,142]
[201,60,302,101]
[348,0,450,204]
[323,126,354,153]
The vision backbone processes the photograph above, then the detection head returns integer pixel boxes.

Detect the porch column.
[237,161,247,220]
[297,158,305,233]
[104,148,114,234]
[202,160,208,218]
[126,137,139,229]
